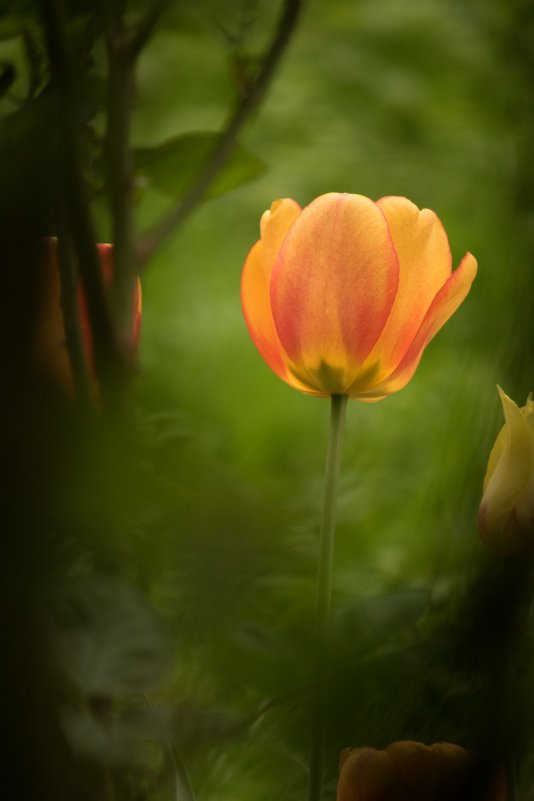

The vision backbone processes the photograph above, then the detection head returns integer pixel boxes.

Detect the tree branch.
[104,14,136,345]
[136,0,304,266]
[104,0,167,344]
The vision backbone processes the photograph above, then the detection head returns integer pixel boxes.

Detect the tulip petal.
[241,199,309,391]
[270,193,399,393]
[337,741,490,801]
[260,197,302,271]
[337,747,397,801]
[359,250,477,398]
[370,196,452,374]
[389,741,473,796]
[241,241,291,383]
[480,387,534,541]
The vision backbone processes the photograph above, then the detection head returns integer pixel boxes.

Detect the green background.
[134,1,533,798]
[125,2,533,797]
[4,0,534,799]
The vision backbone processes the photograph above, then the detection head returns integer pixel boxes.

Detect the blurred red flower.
[35,238,141,396]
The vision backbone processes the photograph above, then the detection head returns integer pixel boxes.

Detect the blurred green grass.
[70,0,534,798]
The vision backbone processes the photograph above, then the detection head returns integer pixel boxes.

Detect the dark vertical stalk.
[104,12,137,346]
[39,0,122,395]
[56,233,94,410]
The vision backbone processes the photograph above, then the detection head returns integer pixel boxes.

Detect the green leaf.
[134,131,267,199]
[0,4,35,40]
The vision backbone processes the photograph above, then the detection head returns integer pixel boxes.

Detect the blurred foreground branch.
[104,0,168,342]
[40,0,123,394]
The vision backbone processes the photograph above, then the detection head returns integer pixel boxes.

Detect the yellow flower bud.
[479,387,534,553]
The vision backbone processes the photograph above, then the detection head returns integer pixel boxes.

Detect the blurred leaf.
[0,20,23,42]
[134,132,267,199]
[169,748,197,801]
[334,587,430,647]
[76,74,106,122]
[52,575,173,696]
[0,9,33,41]
[0,89,59,207]
[171,702,241,756]
[61,693,241,777]
[61,704,171,767]
[0,59,15,95]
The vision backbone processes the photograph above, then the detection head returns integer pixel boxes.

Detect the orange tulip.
[337,741,506,801]
[241,194,477,399]
[35,238,142,396]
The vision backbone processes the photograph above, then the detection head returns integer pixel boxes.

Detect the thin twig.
[39,0,122,392]
[137,0,304,266]
[129,0,169,57]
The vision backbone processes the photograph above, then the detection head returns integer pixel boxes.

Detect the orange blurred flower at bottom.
[337,741,506,801]
[34,238,142,397]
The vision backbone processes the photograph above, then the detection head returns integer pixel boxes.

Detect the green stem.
[307,393,348,801]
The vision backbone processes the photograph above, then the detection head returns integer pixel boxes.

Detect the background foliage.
[2,1,534,800]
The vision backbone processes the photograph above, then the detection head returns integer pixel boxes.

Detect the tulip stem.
[307,393,348,801]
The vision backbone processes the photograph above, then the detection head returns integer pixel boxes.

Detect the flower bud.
[479,387,534,554]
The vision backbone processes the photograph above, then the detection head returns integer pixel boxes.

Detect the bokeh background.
[3,0,534,799]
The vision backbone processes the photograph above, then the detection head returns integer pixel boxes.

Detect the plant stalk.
[103,4,137,348]
[307,393,348,801]
[56,233,94,410]
[40,0,121,395]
